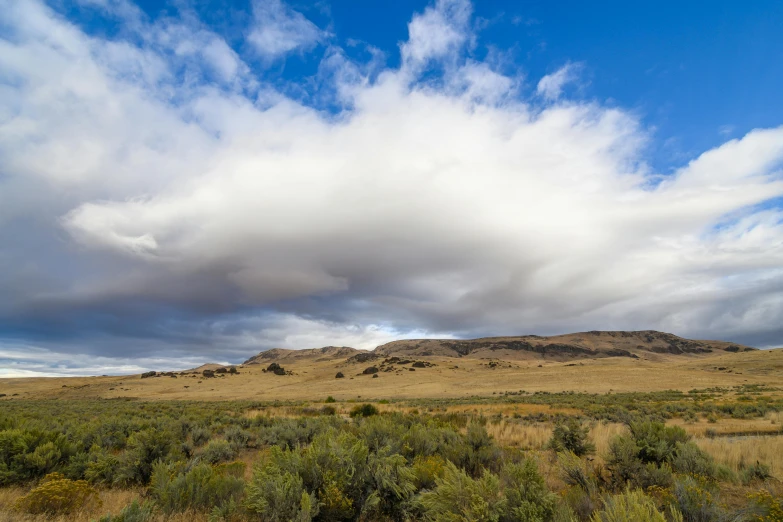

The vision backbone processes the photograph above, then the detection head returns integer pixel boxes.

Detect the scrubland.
[0,382,782,521]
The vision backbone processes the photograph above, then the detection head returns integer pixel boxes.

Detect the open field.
[2,346,782,402]
[1,345,782,521]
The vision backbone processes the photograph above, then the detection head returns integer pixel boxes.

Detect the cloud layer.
[1,0,783,375]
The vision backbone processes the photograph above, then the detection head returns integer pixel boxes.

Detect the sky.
[1,0,783,377]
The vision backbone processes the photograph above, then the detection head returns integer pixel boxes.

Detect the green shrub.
[447,422,502,477]
[350,404,379,418]
[669,476,721,522]
[628,421,689,465]
[740,461,772,485]
[417,461,506,522]
[412,455,447,490]
[363,452,416,519]
[670,442,716,479]
[606,436,643,487]
[149,461,245,514]
[558,452,598,494]
[590,489,669,522]
[225,427,253,449]
[502,459,558,522]
[245,461,318,522]
[201,439,237,464]
[115,429,175,486]
[15,472,101,515]
[325,396,336,403]
[191,427,211,447]
[96,500,155,522]
[548,418,595,457]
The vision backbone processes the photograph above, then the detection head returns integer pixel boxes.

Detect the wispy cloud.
[247,0,326,61]
[537,62,582,100]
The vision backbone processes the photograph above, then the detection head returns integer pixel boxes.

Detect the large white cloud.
[1,0,782,375]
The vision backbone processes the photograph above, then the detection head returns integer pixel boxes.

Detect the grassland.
[1,347,782,521]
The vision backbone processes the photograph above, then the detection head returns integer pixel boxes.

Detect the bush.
[245,461,318,522]
[350,404,379,418]
[115,429,175,485]
[325,396,336,403]
[628,421,689,465]
[669,476,721,522]
[15,472,101,515]
[191,427,211,447]
[740,461,772,485]
[670,442,716,479]
[201,439,237,464]
[590,489,669,522]
[417,461,506,522]
[149,461,245,514]
[502,459,558,522]
[746,490,783,521]
[548,418,596,457]
[412,455,447,490]
[96,500,155,522]
[558,451,597,494]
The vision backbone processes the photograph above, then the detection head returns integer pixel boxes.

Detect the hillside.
[248,330,754,364]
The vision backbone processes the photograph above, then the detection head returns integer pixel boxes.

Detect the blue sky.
[1,0,782,376]
[94,0,783,170]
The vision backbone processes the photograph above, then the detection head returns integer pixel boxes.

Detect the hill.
[248,330,754,364]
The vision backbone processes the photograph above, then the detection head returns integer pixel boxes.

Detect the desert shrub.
[669,476,721,522]
[359,414,407,453]
[628,421,689,465]
[245,460,318,522]
[96,500,155,522]
[202,439,237,464]
[321,405,337,415]
[605,436,643,487]
[447,422,502,477]
[745,490,783,521]
[191,427,212,447]
[558,451,597,494]
[361,452,417,520]
[501,459,558,522]
[590,489,669,522]
[85,446,120,486]
[741,461,773,485]
[637,462,674,489]
[225,426,254,449]
[670,442,716,479]
[350,404,379,418]
[417,461,506,522]
[149,461,245,514]
[15,472,101,515]
[115,429,176,485]
[325,396,337,403]
[548,418,595,457]
[412,455,448,489]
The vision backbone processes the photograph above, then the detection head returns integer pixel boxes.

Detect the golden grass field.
[2,347,782,401]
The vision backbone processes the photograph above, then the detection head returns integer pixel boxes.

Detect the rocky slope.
[244,331,754,364]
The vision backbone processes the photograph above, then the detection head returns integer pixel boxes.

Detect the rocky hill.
[243,346,361,364]
[244,330,754,364]
[373,330,753,360]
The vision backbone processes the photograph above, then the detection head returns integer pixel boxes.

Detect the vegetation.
[0,397,780,520]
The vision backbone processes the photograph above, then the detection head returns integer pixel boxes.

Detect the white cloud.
[401,0,472,70]
[247,0,326,60]
[0,0,782,376]
[537,62,582,100]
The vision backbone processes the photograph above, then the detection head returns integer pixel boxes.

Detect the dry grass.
[0,488,142,522]
[695,434,783,480]
[2,348,782,402]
